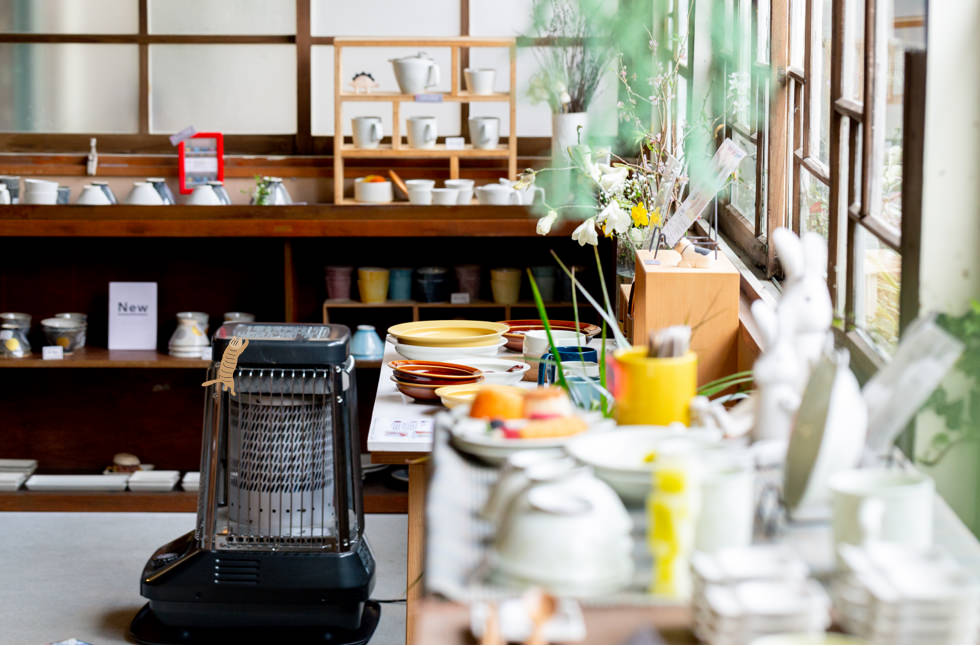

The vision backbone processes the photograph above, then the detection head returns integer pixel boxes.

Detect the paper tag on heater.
[42,346,64,360]
[169,125,197,146]
[445,137,465,150]
[450,292,471,304]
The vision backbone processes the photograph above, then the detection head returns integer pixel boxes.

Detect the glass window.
[854,226,901,353]
[0,43,138,132]
[0,0,137,34]
[731,131,757,219]
[842,0,865,102]
[149,44,297,134]
[800,169,830,239]
[789,0,804,68]
[148,0,295,35]
[312,0,460,37]
[809,0,832,161]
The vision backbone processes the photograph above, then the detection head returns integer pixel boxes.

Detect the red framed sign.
[178,132,224,194]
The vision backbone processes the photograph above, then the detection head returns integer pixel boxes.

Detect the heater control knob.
[150,551,181,569]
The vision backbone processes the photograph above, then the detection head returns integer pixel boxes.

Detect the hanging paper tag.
[169,125,197,147]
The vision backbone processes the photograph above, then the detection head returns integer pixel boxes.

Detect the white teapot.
[390,52,439,94]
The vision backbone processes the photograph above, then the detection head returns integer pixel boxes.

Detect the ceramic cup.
[91,181,117,205]
[0,176,19,203]
[405,179,435,191]
[696,448,756,553]
[56,186,71,205]
[490,267,522,305]
[522,329,588,381]
[431,187,459,205]
[357,267,390,304]
[612,348,698,426]
[476,184,521,206]
[499,178,545,205]
[22,179,58,205]
[351,324,385,360]
[829,468,934,553]
[169,313,209,358]
[206,181,231,205]
[530,265,557,301]
[148,177,176,205]
[537,346,599,386]
[407,116,438,149]
[0,185,9,205]
[388,268,413,301]
[352,116,383,149]
[41,317,87,353]
[415,266,449,303]
[186,184,221,205]
[469,116,500,149]
[454,264,481,299]
[354,178,393,203]
[463,67,496,95]
[408,187,433,205]
[325,265,354,300]
[124,181,165,205]
[75,185,111,206]
[445,179,475,204]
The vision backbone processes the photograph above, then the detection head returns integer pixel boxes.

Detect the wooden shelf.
[339,91,510,103]
[340,143,510,158]
[0,347,209,368]
[0,205,572,238]
[0,481,407,513]
[324,299,574,309]
[334,36,515,48]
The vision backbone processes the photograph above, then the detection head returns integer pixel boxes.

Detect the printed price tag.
[445,137,465,150]
[42,346,64,360]
[414,93,444,102]
[169,125,197,147]
[376,417,434,440]
[184,157,218,174]
[450,292,471,304]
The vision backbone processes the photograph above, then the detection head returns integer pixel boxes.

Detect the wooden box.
[630,249,740,386]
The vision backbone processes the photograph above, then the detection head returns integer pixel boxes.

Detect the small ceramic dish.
[391,376,481,402]
[389,360,483,385]
[499,319,602,352]
[353,177,393,203]
[387,320,508,348]
[434,383,484,408]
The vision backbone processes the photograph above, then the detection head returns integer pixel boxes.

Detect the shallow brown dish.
[391,375,482,402]
[498,319,602,352]
[388,360,483,385]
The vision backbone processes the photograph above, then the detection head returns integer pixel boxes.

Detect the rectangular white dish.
[0,472,28,491]
[0,459,38,475]
[181,471,200,492]
[25,474,130,491]
[128,470,180,492]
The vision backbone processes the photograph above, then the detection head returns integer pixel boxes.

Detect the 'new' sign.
[109,282,157,349]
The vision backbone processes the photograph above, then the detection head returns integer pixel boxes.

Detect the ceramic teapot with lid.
[390,52,440,94]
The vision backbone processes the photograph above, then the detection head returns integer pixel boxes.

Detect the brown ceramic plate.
[498,320,602,352]
[390,375,482,402]
[388,360,484,385]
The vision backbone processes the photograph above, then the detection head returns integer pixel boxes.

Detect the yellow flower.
[631,203,650,227]
[649,208,663,227]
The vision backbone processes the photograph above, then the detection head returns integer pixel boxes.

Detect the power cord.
[371,598,407,604]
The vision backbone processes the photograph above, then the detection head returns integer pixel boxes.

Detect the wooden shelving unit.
[333,36,518,203]
[323,299,576,323]
[0,348,208,369]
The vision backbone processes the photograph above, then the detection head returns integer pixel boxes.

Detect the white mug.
[407,116,437,149]
[444,179,474,204]
[476,183,521,205]
[499,178,545,205]
[830,468,934,553]
[464,68,496,95]
[352,116,383,149]
[0,185,9,205]
[186,184,222,206]
[408,187,432,205]
[75,185,111,205]
[124,181,165,205]
[405,179,435,191]
[469,116,500,149]
[431,187,459,206]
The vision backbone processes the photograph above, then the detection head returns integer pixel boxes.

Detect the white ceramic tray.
[0,472,28,491]
[0,459,38,475]
[25,474,130,491]
[181,472,200,492]
[128,470,180,492]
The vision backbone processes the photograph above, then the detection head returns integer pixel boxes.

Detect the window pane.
[800,169,829,238]
[790,0,804,68]
[756,0,770,63]
[150,45,296,134]
[0,0,137,34]
[854,226,900,354]
[842,0,865,102]
[149,0,295,35]
[313,0,459,36]
[809,0,832,161]
[678,0,690,65]
[731,131,757,220]
[0,43,138,132]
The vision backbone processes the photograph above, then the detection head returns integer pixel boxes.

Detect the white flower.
[598,164,629,192]
[559,90,571,106]
[536,210,558,235]
[597,201,630,237]
[572,219,599,246]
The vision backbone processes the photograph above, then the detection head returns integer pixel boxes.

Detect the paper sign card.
[42,346,64,360]
[108,282,157,350]
[445,137,466,150]
[450,292,471,304]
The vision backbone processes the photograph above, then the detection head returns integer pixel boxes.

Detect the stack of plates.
[387,320,508,361]
[181,471,200,492]
[26,474,131,491]
[128,469,180,492]
[833,542,980,644]
[0,459,37,490]
[692,546,830,644]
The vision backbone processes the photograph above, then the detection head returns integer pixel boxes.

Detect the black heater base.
[128,601,381,645]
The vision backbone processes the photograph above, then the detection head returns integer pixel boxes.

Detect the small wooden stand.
[333,37,518,204]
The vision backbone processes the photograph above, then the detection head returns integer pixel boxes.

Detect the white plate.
[0,459,38,475]
[392,337,506,361]
[181,471,200,492]
[447,406,613,464]
[0,472,28,491]
[453,357,530,385]
[25,474,130,491]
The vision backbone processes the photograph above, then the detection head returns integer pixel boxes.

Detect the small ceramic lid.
[357,325,376,331]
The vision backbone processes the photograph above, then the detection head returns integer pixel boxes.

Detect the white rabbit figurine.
[750,299,809,441]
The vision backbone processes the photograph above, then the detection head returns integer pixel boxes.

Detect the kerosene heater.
[129,323,378,644]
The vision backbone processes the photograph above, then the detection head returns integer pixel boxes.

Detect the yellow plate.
[387,320,509,348]
[434,383,485,408]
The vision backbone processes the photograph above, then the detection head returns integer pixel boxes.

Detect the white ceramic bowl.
[354,178,393,203]
[408,187,432,205]
[404,179,435,191]
[124,181,165,205]
[75,185,112,205]
[392,337,505,361]
[455,357,530,385]
[431,187,459,205]
[445,179,475,204]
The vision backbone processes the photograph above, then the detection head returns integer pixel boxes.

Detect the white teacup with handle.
[407,116,437,149]
[468,116,500,149]
[499,178,544,205]
[351,116,383,149]
[476,184,521,205]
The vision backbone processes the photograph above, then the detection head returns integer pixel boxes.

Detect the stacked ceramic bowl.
[692,545,831,645]
[832,542,980,644]
[387,320,508,362]
[388,360,483,403]
[41,314,87,353]
[21,178,60,204]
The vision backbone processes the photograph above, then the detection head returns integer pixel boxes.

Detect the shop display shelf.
[0,348,209,369]
[322,299,577,324]
[340,143,510,158]
[339,91,511,103]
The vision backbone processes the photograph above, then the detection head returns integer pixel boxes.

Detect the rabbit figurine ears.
[773,227,827,283]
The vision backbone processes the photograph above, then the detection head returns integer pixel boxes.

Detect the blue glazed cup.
[388,268,413,301]
[537,345,598,385]
[351,324,384,360]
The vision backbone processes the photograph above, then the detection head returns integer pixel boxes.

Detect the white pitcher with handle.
[390,52,440,94]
